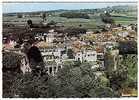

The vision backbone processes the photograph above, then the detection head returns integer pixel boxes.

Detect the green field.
[3,11,137,31]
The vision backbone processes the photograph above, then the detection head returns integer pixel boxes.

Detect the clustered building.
[3,23,137,76]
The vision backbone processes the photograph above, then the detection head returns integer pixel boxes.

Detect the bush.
[12,73,50,98]
[100,12,114,24]
[3,52,21,72]
[51,62,118,97]
[60,12,90,19]
[17,14,22,18]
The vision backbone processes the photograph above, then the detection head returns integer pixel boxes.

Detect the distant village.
[3,14,137,77]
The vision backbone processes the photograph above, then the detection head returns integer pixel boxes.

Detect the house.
[39,45,68,76]
[96,47,105,68]
[40,46,64,58]
[45,33,55,43]
[75,50,97,62]
[97,53,104,60]
[121,25,134,31]
[39,45,66,62]
[20,55,32,74]
[118,31,129,37]
[112,27,123,31]
[35,32,47,41]
[34,29,56,42]
[126,25,132,30]
[86,31,94,34]
[104,42,118,50]
[45,60,63,76]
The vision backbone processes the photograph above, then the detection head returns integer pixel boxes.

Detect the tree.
[119,41,137,54]
[64,27,87,37]
[3,52,22,97]
[3,72,19,98]
[51,61,118,97]
[60,12,90,19]
[89,87,117,97]
[27,19,33,27]
[3,52,21,72]
[67,49,74,59]
[42,13,46,22]
[100,12,115,24]
[3,60,119,98]
[17,14,22,18]
[104,52,115,72]
[3,50,49,98]
[107,69,127,91]
[120,55,137,89]
[48,20,56,25]
[79,24,82,27]
[3,53,50,98]
[11,72,50,98]
[104,51,128,92]
[47,20,57,27]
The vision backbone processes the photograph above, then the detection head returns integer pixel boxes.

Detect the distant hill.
[3,5,137,30]
[3,5,137,17]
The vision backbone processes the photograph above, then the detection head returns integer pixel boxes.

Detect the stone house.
[75,50,97,62]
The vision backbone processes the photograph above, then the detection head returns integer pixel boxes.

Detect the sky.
[3,2,136,13]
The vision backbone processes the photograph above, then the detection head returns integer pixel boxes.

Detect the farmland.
[2,4,138,98]
[3,5,137,31]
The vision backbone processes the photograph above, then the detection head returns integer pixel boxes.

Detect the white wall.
[75,51,97,62]
[84,51,97,62]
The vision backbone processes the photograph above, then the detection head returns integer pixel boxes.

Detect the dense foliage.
[3,52,21,72]
[118,41,137,54]
[3,50,137,98]
[17,14,23,18]
[47,20,57,26]
[120,55,137,89]
[3,60,119,98]
[3,52,22,97]
[67,49,74,59]
[48,61,118,97]
[104,52,137,95]
[42,13,46,21]
[100,12,115,24]
[60,12,90,19]
[64,27,87,37]
[27,19,33,26]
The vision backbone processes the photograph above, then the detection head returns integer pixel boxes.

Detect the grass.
[111,11,137,25]
[3,11,137,30]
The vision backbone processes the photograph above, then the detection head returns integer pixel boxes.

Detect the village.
[2,3,138,97]
[3,19,137,77]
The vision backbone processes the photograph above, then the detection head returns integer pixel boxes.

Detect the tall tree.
[100,12,115,24]
[42,13,46,22]
[51,61,118,97]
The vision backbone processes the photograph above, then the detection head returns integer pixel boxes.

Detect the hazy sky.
[3,2,136,13]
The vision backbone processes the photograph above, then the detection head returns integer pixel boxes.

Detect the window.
[49,67,52,74]
[78,58,80,61]
[55,56,59,59]
[58,66,61,70]
[44,57,46,61]
[54,67,57,73]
